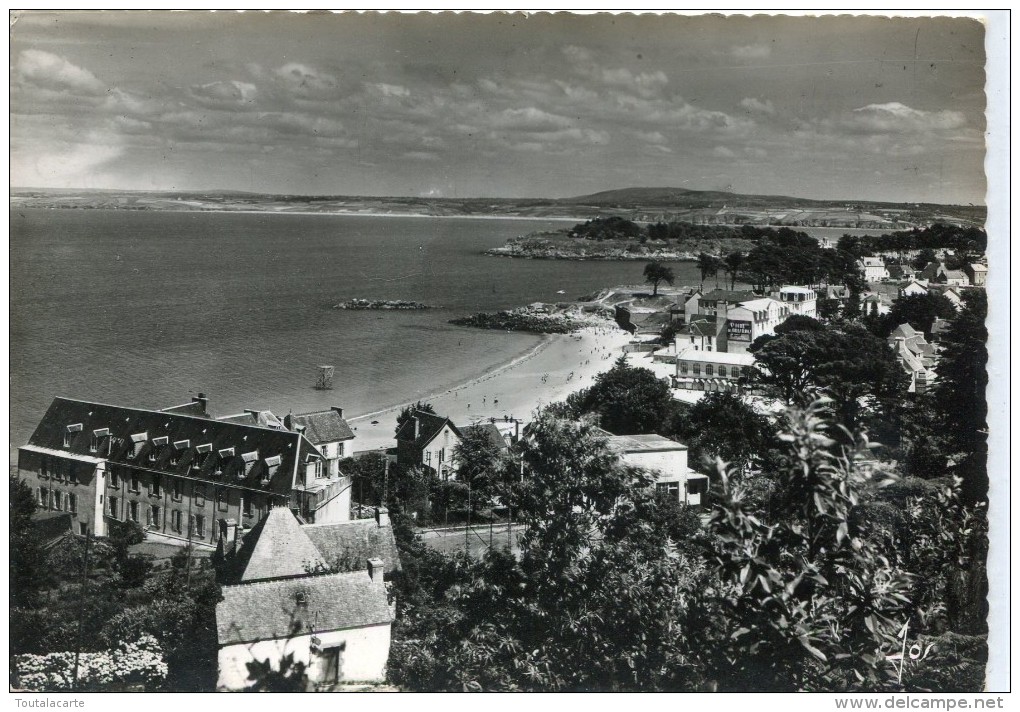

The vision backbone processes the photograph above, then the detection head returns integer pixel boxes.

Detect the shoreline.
[347,321,633,453]
[347,332,555,426]
[10,205,583,222]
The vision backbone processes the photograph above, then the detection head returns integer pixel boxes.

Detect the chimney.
[375,506,390,528]
[514,419,520,442]
[192,392,209,413]
[219,518,238,554]
[332,407,344,419]
[366,557,385,582]
[413,416,420,441]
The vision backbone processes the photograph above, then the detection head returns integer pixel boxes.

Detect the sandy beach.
[348,322,633,452]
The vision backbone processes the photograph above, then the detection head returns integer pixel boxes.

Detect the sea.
[10,209,715,460]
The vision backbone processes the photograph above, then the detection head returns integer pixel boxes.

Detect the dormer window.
[193,443,212,470]
[129,432,148,459]
[241,450,259,477]
[295,591,308,607]
[264,455,282,484]
[64,423,82,448]
[171,440,189,466]
[215,448,235,476]
[90,428,109,453]
[149,436,169,462]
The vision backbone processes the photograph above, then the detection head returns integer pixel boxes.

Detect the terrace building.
[17,396,352,547]
[598,430,709,507]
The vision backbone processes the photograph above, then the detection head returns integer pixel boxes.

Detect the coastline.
[10,205,582,222]
[348,322,632,453]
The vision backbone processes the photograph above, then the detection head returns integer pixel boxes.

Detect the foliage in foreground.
[386,402,987,692]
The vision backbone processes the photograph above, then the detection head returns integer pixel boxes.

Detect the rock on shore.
[334,299,433,310]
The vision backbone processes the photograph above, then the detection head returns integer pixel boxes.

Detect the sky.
[10,11,988,204]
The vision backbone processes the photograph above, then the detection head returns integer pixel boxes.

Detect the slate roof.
[23,397,323,495]
[461,422,508,451]
[700,289,757,303]
[218,410,285,429]
[216,570,393,646]
[303,516,402,574]
[286,409,355,444]
[394,410,460,448]
[160,401,210,418]
[233,507,327,583]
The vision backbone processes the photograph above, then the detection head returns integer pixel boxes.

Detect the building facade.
[17,396,350,547]
[673,346,755,392]
[395,411,463,479]
[600,431,708,507]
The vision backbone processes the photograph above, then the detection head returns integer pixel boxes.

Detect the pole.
[465,477,471,556]
[382,460,389,509]
[185,480,194,589]
[72,528,91,691]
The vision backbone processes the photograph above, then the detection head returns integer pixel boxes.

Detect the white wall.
[424,424,461,479]
[620,449,688,484]
[217,622,392,690]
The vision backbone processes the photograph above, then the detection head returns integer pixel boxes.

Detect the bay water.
[11,209,712,458]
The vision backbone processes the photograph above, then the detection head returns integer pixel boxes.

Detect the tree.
[454,426,510,507]
[565,356,679,434]
[911,248,938,270]
[930,291,988,503]
[696,252,720,290]
[723,251,745,290]
[774,314,825,335]
[883,293,957,337]
[745,323,908,436]
[643,261,674,296]
[395,400,436,435]
[389,412,715,691]
[667,392,776,473]
[708,401,914,691]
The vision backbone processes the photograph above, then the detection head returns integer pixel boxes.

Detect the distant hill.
[565,186,827,209]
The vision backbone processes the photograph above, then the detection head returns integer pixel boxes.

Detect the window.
[172,510,183,533]
[718,366,728,378]
[424,451,432,465]
[129,474,140,493]
[150,437,168,462]
[68,466,78,485]
[40,458,49,479]
[172,479,183,502]
[148,506,161,528]
[129,432,148,459]
[242,451,259,477]
[216,487,228,512]
[128,501,139,522]
[705,364,714,377]
[243,497,254,518]
[193,444,212,470]
[194,515,206,538]
[439,448,445,463]
[64,424,82,446]
[109,470,120,489]
[679,362,689,375]
[68,493,78,514]
[194,486,206,507]
[53,465,64,483]
[108,496,119,519]
[150,475,162,497]
[171,440,189,467]
[91,428,109,453]
[38,487,46,506]
[79,522,88,536]
[733,367,742,378]
[693,363,701,376]
[656,481,681,501]
[52,491,62,511]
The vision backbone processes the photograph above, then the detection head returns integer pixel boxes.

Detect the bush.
[15,635,168,692]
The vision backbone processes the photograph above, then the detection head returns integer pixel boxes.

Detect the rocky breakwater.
[334,299,433,310]
[451,301,614,334]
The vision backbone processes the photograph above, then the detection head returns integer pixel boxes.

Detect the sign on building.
[727,319,752,341]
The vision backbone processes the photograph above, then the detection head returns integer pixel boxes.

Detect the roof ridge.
[50,396,300,435]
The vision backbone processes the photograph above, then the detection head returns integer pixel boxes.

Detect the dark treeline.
[837,224,987,256]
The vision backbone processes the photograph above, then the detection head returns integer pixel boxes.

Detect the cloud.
[631,130,666,144]
[489,107,574,132]
[188,80,258,107]
[712,146,736,158]
[849,102,967,133]
[732,44,771,60]
[740,97,775,115]
[371,83,411,98]
[15,50,105,94]
[274,62,339,96]
[12,135,122,187]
